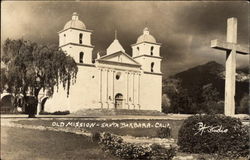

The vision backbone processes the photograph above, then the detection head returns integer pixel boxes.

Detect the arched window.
[63,34,66,44]
[151,46,154,56]
[151,62,154,72]
[79,33,83,44]
[116,72,121,80]
[79,52,84,63]
[136,47,140,56]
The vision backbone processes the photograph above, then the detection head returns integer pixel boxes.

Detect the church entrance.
[115,93,123,109]
[41,97,48,112]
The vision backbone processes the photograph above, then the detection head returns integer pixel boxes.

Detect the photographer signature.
[194,122,228,135]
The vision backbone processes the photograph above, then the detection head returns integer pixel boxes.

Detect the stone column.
[109,70,115,108]
[99,68,103,108]
[106,69,109,109]
[132,72,135,109]
[36,102,41,115]
[125,71,130,109]
[37,93,45,115]
[137,73,141,110]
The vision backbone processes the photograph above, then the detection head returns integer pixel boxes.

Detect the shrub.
[196,157,206,160]
[178,114,249,158]
[52,110,70,115]
[40,110,70,115]
[91,131,101,142]
[237,94,250,114]
[150,143,176,160]
[156,126,171,138]
[99,132,176,160]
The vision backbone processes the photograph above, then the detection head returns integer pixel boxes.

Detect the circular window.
[116,72,121,80]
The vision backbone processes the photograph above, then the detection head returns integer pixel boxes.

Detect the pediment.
[97,51,141,66]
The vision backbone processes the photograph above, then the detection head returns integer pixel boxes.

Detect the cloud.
[1,1,249,77]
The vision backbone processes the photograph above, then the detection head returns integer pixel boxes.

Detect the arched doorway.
[41,97,48,112]
[115,93,123,109]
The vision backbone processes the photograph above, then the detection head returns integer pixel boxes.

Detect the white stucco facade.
[45,13,163,113]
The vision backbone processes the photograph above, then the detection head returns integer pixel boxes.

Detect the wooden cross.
[211,17,249,116]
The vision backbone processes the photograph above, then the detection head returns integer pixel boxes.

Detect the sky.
[1,1,249,77]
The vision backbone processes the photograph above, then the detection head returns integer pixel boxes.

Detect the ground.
[1,126,118,160]
[13,118,183,139]
[1,114,249,160]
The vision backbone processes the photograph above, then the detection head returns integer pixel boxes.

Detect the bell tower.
[131,27,162,74]
[58,12,94,64]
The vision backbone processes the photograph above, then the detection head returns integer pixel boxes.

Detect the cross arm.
[236,44,249,55]
[211,39,249,55]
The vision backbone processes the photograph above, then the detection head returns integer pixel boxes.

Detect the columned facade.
[44,13,162,113]
[97,65,142,110]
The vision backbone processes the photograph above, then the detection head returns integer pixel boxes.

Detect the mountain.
[165,61,249,105]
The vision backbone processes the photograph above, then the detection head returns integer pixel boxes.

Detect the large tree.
[163,78,222,114]
[200,83,222,114]
[237,94,250,114]
[162,78,192,113]
[1,39,78,115]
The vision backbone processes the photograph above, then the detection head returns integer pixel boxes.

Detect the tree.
[237,94,250,114]
[172,88,192,114]
[163,78,222,114]
[1,39,78,116]
[200,83,222,114]
[162,94,170,113]
[162,78,181,113]
[163,78,192,114]
[0,68,8,92]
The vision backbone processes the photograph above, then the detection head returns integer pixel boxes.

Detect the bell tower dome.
[58,12,94,65]
[131,27,162,74]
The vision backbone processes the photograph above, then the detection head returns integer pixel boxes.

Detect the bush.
[40,110,70,115]
[53,110,70,115]
[91,131,101,142]
[237,94,250,114]
[178,114,249,158]
[150,143,176,160]
[99,132,176,160]
[156,126,171,138]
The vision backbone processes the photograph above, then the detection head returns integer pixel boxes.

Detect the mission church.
[45,12,163,113]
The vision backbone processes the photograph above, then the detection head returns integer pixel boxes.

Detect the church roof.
[97,51,141,67]
[64,12,86,30]
[136,27,156,44]
[106,38,125,55]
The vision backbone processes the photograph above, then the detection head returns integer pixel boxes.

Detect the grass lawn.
[1,126,119,160]
[2,119,248,160]
[14,119,184,139]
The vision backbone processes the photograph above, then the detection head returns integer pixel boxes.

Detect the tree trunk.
[23,87,41,118]
[34,87,41,116]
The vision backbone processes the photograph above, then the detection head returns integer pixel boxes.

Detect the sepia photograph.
[1,1,249,160]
